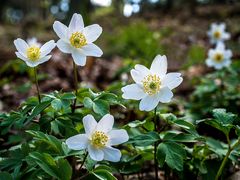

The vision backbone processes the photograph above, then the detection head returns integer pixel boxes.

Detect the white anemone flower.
[14,38,56,67]
[121,55,183,111]
[207,23,230,44]
[53,13,103,66]
[206,42,232,70]
[66,114,129,162]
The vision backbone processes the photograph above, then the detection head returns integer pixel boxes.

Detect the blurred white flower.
[14,38,56,67]
[53,13,103,66]
[206,42,232,70]
[66,114,129,162]
[207,23,230,44]
[122,55,183,111]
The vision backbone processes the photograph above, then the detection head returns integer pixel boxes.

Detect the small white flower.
[53,13,103,66]
[121,55,183,111]
[206,42,232,70]
[207,22,230,44]
[66,114,129,162]
[14,38,56,67]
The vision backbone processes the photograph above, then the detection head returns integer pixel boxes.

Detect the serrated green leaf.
[127,131,160,146]
[157,141,186,171]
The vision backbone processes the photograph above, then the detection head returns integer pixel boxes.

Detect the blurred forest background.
[0,0,240,112]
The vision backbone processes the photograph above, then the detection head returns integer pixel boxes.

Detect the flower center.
[214,53,224,62]
[70,32,87,48]
[26,46,40,61]
[142,74,161,96]
[91,131,108,149]
[213,31,221,39]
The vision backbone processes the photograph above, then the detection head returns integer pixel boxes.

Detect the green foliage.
[105,22,165,64]
[157,141,187,171]
[188,62,240,119]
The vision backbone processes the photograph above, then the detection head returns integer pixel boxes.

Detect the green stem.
[215,139,240,180]
[72,62,79,113]
[153,107,158,180]
[33,67,41,103]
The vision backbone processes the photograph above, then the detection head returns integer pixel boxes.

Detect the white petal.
[71,49,87,66]
[14,38,29,54]
[224,50,232,59]
[57,39,72,53]
[37,55,51,65]
[206,58,214,67]
[158,87,173,103]
[219,23,226,31]
[69,13,84,32]
[108,129,129,146]
[139,94,161,111]
[88,144,104,161]
[214,63,224,70]
[27,37,41,47]
[15,52,28,61]
[150,55,167,78]
[103,146,121,162]
[83,24,102,43]
[223,59,231,67]
[40,40,56,57]
[216,42,225,51]
[81,43,103,57]
[223,32,230,40]
[66,134,88,150]
[208,49,216,59]
[53,21,69,40]
[135,64,150,76]
[121,84,146,100]
[96,114,114,133]
[161,73,183,90]
[130,69,145,83]
[83,115,97,137]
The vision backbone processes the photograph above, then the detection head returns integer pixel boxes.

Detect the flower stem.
[33,67,41,103]
[153,107,158,180]
[72,62,79,113]
[215,139,240,180]
[79,152,88,171]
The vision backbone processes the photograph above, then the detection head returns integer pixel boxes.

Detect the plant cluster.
[0,15,240,180]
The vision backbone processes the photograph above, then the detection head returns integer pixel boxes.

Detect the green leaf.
[61,92,76,100]
[93,99,109,116]
[26,130,64,155]
[83,97,94,109]
[157,141,186,171]
[27,100,52,122]
[125,120,146,128]
[127,131,160,146]
[173,119,198,136]
[212,108,236,125]
[29,152,72,180]
[51,99,62,111]
[0,172,13,180]
[162,131,199,143]
[92,169,117,180]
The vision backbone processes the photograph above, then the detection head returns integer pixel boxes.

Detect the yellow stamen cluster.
[70,32,87,48]
[91,131,108,149]
[142,74,161,96]
[213,31,221,39]
[26,46,40,61]
[214,53,224,62]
